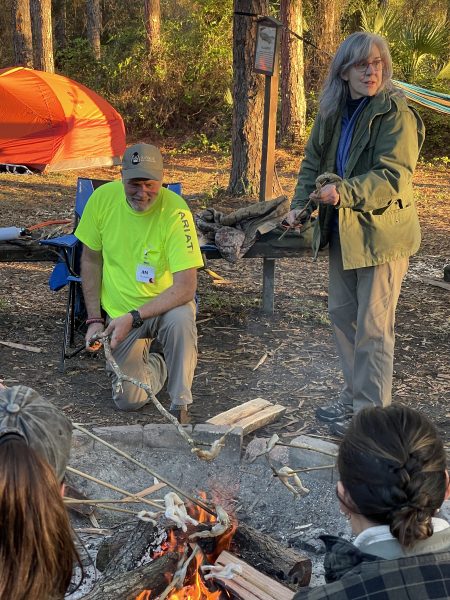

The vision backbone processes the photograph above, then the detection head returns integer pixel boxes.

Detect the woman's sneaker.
[315,400,353,423]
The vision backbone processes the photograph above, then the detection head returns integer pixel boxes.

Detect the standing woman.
[293,405,450,599]
[285,32,424,436]
[0,385,79,599]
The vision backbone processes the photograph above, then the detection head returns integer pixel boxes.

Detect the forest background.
[1,0,449,189]
[0,0,448,436]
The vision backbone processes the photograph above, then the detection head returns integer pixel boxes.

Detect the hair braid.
[338,405,447,548]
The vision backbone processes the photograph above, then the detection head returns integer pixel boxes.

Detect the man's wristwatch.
[129,309,144,329]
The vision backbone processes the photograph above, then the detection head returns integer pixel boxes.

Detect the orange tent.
[0,67,126,172]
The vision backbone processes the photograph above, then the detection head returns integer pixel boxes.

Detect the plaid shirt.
[294,536,450,600]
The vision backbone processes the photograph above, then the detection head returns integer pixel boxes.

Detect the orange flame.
[136,494,236,600]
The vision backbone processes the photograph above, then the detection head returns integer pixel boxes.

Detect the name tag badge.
[136,264,155,284]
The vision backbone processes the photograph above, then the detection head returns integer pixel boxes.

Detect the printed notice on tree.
[254,25,277,75]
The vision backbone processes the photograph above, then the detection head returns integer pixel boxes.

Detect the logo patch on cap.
[131,152,141,165]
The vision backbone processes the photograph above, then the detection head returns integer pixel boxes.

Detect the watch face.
[131,311,143,328]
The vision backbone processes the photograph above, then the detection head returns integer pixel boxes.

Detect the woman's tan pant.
[328,234,408,413]
[106,301,197,411]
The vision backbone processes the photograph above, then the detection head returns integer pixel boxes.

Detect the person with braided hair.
[294,404,450,599]
[284,32,424,437]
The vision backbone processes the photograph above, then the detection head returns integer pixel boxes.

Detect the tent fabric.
[0,67,126,172]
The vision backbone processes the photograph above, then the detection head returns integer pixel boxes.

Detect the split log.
[213,550,295,600]
[81,551,180,600]
[231,523,311,588]
[207,398,286,435]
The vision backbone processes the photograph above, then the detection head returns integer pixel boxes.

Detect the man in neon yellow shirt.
[75,144,204,422]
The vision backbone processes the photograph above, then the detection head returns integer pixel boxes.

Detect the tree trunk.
[307,0,343,90]
[30,0,54,72]
[53,0,67,52]
[86,0,101,60]
[11,0,33,67]
[228,0,268,197]
[144,0,161,57]
[279,0,306,147]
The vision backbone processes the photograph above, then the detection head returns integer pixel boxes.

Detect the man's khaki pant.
[328,234,408,413]
[106,301,197,411]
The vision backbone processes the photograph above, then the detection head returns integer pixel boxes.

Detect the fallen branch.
[0,340,43,353]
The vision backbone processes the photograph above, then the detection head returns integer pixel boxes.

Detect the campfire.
[135,496,236,600]
[66,384,314,600]
[78,489,310,600]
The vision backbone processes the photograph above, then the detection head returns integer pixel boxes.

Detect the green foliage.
[437,61,450,79]
[179,133,230,154]
[416,109,450,160]
[56,1,233,138]
[358,6,449,82]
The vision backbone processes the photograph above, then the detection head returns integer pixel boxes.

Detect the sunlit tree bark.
[144,0,161,57]
[12,0,33,67]
[280,0,306,147]
[30,0,54,72]
[86,0,101,60]
[228,0,268,196]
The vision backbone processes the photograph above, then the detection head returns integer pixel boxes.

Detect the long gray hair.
[319,32,394,119]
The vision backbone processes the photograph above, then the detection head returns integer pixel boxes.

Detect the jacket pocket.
[357,204,420,256]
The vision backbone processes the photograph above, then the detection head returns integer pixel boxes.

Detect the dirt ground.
[0,147,449,446]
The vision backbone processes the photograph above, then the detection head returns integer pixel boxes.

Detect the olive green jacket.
[291,90,425,269]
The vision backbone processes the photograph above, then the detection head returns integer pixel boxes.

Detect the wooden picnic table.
[1,235,311,314]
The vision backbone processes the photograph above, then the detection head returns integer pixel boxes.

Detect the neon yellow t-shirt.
[75,181,204,318]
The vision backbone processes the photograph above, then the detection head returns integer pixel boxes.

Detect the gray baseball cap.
[0,386,72,482]
[122,143,164,182]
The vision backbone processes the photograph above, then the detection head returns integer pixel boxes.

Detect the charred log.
[81,551,180,600]
[231,523,311,588]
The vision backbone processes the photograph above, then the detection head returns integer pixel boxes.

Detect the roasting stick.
[90,336,232,456]
[275,440,338,458]
[97,337,195,447]
[66,466,162,510]
[95,504,142,516]
[64,498,165,505]
[72,424,217,517]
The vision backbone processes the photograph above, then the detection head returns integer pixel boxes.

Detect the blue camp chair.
[41,178,182,371]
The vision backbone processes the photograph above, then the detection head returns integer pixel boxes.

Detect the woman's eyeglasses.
[353,59,384,73]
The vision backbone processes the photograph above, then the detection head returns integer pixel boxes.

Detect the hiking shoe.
[169,406,191,425]
[315,400,353,423]
[329,419,350,439]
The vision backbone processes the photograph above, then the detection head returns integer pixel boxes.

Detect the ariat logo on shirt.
[179,211,194,251]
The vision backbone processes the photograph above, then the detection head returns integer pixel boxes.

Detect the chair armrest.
[40,234,78,249]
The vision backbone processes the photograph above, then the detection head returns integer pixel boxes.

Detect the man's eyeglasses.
[353,59,384,73]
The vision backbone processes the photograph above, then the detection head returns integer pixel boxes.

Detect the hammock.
[393,79,450,114]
